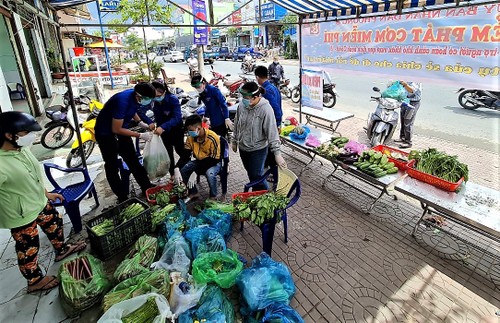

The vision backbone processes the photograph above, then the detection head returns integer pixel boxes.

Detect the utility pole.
[197,45,204,78]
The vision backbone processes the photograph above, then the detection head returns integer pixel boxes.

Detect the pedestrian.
[172,115,223,200]
[395,81,422,148]
[151,81,185,177]
[268,56,285,88]
[94,82,156,203]
[190,74,233,138]
[232,82,287,190]
[0,112,87,293]
[187,53,198,79]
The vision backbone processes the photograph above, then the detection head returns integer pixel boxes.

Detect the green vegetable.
[91,219,114,236]
[386,167,398,174]
[120,203,145,223]
[155,190,171,207]
[412,148,469,182]
[114,236,157,282]
[203,200,235,214]
[121,297,159,323]
[151,204,176,230]
[233,193,290,226]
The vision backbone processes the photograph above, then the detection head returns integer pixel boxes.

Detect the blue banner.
[302,4,499,90]
[99,0,119,12]
[255,3,287,22]
[301,69,323,109]
[192,0,208,45]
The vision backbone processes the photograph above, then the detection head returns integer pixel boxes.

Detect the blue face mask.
[242,98,251,107]
[154,95,164,102]
[140,98,153,106]
[188,129,199,138]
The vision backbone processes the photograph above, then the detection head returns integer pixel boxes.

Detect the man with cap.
[94,82,156,202]
[0,111,86,293]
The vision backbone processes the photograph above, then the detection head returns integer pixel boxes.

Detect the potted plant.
[47,46,65,79]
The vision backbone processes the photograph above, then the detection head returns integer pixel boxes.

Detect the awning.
[270,0,457,18]
[50,0,95,10]
[86,41,124,48]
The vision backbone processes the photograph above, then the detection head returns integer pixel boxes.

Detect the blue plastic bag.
[261,303,304,323]
[196,209,232,241]
[382,82,408,102]
[178,285,235,323]
[158,201,195,250]
[289,126,310,140]
[236,252,296,312]
[185,226,227,258]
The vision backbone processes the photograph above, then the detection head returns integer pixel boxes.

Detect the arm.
[159,97,183,132]
[175,139,193,169]
[262,105,281,156]
[215,88,229,119]
[112,118,142,137]
[136,108,154,125]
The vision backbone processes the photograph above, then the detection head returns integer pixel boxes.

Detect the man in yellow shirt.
[173,115,222,200]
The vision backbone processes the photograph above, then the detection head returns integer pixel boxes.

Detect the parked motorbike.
[41,104,75,149]
[208,66,249,98]
[457,88,500,111]
[241,59,256,74]
[181,93,237,122]
[290,82,338,108]
[279,79,292,98]
[366,87,406,147]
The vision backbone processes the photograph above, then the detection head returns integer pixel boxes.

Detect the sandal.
[27,275,59,293]
[55,241,87,262]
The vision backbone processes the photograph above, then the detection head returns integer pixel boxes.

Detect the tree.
[108,0,174,34]
[91,30,111,38]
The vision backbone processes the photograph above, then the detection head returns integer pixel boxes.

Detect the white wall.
[0,64,13,112]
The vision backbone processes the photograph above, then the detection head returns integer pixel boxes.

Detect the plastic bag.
[261,303,305,323]
[114,235,158,282]
[382,82,408,102]
[280,125,296,136]
[192,249,243,288]
[158,201,195,247]
[236,252,295,311]
[143,134,170,180]
[185,226,227,258]
[59,253,111,316]
[196,209,232,240]
[177,285,235,323]
[289,126,310,140]
[170,278,207,316]
[153,233,192,276]
[343,140,368,155]
[305,134,321,148]
[103,269,170,312]
[98,292,172,323]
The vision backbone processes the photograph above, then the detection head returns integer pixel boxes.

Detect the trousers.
[399,101,420,144]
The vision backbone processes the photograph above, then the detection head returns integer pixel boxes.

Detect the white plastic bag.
[152,235,192,276]
[143,134,170,180]
[97,292,172,323]
[170,279,206,317]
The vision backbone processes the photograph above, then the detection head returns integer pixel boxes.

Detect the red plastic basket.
[232,190,268,202]
[146,183,179,205]
[372,145,410,170]
[73,47,85,56]
[406,160,464,192]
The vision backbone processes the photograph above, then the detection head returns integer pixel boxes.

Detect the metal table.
[322,161,405,213]
[294,106,354,135]
[395,178,500,243]
[280,127,333,176]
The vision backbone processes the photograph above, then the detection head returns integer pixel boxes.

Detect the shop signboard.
[99,0,119,12]
[192,0,208,45]
[302,4,499,90]
[255,3,287,22]
[301,69,323,110]
[69,72,129,87]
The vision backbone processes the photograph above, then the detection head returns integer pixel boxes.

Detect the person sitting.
[173,115,223,200]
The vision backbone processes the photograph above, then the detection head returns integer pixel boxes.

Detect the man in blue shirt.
[191,74,233,138]
[95,82,156,202]
[255,65,283,127]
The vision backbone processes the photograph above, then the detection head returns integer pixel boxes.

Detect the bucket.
[73,47,85,56]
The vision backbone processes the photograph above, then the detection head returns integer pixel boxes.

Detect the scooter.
[457,88,500,111]
[182,94,237,122]
[279,79,292,98]
[41,104,74,149]
[290,82,338,108]
[366,87,405,147]
[187,61,199,79]
[241,59,256,74]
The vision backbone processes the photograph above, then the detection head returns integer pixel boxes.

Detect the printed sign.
[302,4,499,90]
[99,0,119,12]
[301,69,323,110]
[192,0,208,45]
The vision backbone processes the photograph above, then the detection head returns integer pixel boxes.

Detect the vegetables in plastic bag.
[192,249,243,288]
[170,279,207,317]
[98,292,172,323]
[153,234,192,276]
[203,199,235,214]
[103,270,170,312]
[382,81,408,102]
[59,253,111,316]
[343,140,368,155]
[305,134,321,148]
[261,303,304,323]
[143,134,170,180]
[195,209,232,240]
[236,252,295,311]
[151,204,176,231]
[177,285,235,323]
[280,125,296,136]
[289,125,310,140]
[158,201,194,244]
[184,226,226,258]
[114,235,158,282]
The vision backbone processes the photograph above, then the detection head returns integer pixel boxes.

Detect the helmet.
[0,111,42,134]
[284,116,299,126]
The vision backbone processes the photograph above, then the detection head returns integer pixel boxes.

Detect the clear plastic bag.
[153,234,192,276]
[184,226,227,258]
[192,249,243,288]
[143,134,170,180]
[261,303,304,323]
[98,292,172,323]
[177,285,235,323]
[170,279,207,317]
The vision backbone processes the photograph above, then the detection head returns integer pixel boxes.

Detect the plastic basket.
[73,47,85,56]
[406,160,464,192]
[146,183,176,205]
[86,198,151,260]
[372,145,410,170]
[231,190,268,202]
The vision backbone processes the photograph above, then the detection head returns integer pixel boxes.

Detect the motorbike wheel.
[41,124,74,149]
[66,141,95,168]
[370,132,385,147]
[458,90,480,110]
[282,87,292,98]
[291,88,301,103]
[323,92,337,108]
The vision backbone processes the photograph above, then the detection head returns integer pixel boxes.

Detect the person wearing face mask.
[94,82,156,203]
[268,56,285,88]
[0,112,87,293]
[172,115,222,200]
[151,81,185,177]
[191,74,233,138]
[232,82,287,190]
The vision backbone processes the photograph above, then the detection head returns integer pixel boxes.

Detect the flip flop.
[27,275,59,294]
[55,241,87,262]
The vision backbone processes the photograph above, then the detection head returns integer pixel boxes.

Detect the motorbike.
[187,60,199,79]
[241,59,256,74]
[41,104,75,149]
[208,66,249,98]
[181,93,237,123]
[290,82,338,108]
[279,79,292,98]
[457,88,500,111]
[366,87,405,147]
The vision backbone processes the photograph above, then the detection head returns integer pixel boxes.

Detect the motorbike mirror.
[226,74,231,77]
[373,87,381,92]
[211,65,214,70]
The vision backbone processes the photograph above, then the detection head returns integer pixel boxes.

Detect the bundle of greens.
[119,203,146,222]
[91,219,114,236]
[114,235,157,282]
[202,199,235,214]
[410,148,469,182]
[150,204,176,231]
[233,193,290,226]
[121,296,159,323]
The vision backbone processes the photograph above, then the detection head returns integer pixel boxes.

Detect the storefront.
[255,2,287,48]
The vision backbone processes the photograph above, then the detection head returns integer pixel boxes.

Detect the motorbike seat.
[224,80,241,87]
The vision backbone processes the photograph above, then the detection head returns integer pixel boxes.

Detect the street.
[161,59,499,153]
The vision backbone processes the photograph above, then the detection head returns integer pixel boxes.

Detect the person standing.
[232,82,287,191]
[268,56,285,88]
[151,81,185,177]
[94,82,156,203]
[395,81,422,149]
[0,112,86,293]
[191,74,233,138]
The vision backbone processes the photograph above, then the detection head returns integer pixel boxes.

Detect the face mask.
[196,87,204,94]
[140,98,153,106]
[188,129,199,138]
[16,132,37,147]
[273,61,278,64]
[154,95,165,102]
[242,98,251,107]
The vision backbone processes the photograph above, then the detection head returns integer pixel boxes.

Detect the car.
[163,50,184,62]
[217,46,231,60]
[183,48,215,65]
[232,47,263,61]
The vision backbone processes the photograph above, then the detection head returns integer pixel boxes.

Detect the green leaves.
[233,193,290,226]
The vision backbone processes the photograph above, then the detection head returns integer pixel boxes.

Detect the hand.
[203,117,211,127]
[275,154,287,169]
[173,168,182,184]
[187,172,197,189]
[46,192,64,202]
[139,132,153,142]
[225,118,234,131]
[138,121,149,130]
[232,142,238,153]
[154,127,164,135]
[148,123,156,131]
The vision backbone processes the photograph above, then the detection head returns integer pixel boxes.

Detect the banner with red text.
[301,69,323,109]
[302,4,499,90]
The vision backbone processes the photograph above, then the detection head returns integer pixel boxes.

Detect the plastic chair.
[240,166,301,255]
[196,135,229,197]
[43,163,99,233]
[7,83,25,100]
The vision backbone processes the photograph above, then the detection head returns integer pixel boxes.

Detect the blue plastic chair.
[43,163,99,233]
[240,166,301,255]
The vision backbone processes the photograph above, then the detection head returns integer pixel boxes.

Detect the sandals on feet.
[27,275,59,293]
[55,241,87,262]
